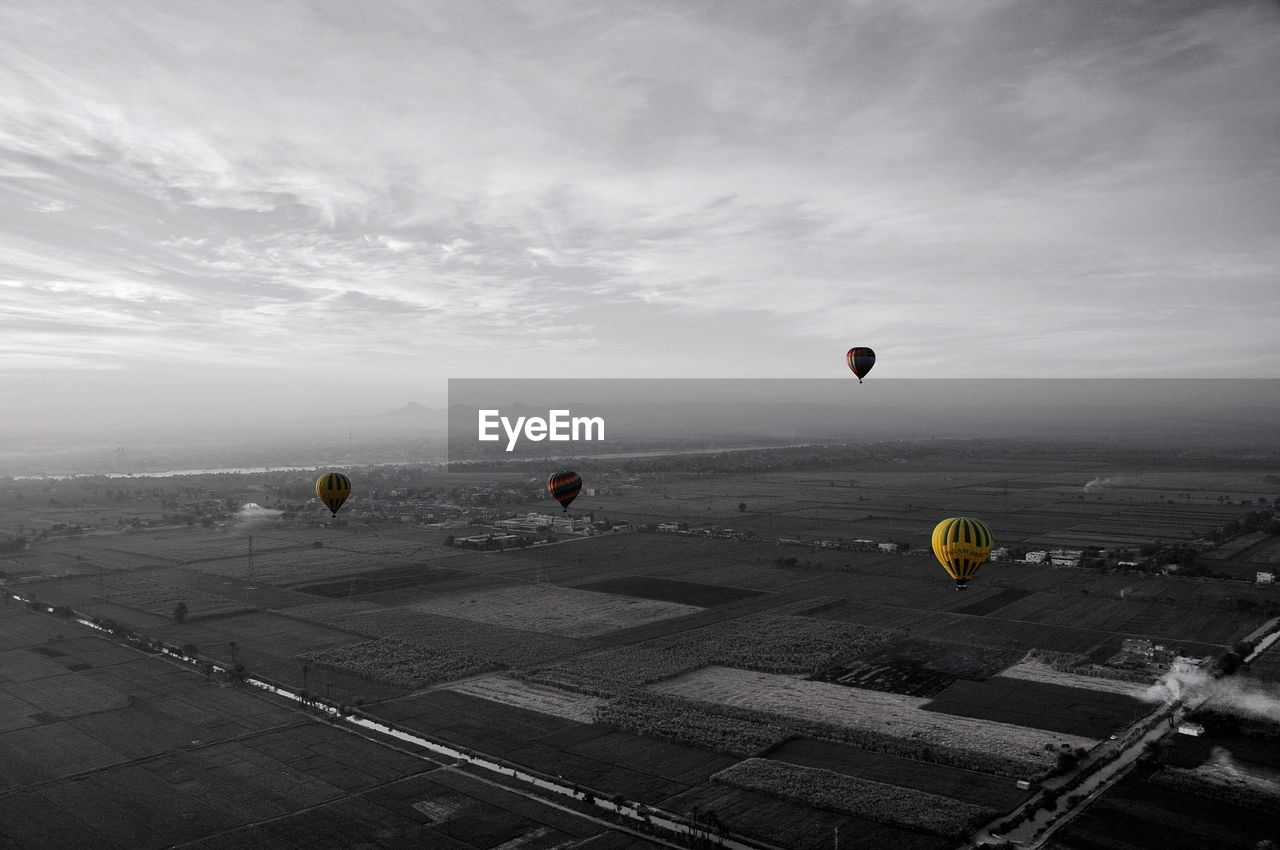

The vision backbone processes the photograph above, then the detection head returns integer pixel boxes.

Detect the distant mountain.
[386,402,437,417]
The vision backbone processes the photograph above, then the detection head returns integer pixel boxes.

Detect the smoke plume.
[1146,667,1280,724]
[1084,474,1139,494]
[232,502,282,530]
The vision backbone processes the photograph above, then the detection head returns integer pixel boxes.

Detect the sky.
[1,0,1278,434]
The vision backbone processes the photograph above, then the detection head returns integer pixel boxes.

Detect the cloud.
[0,0,1277,427]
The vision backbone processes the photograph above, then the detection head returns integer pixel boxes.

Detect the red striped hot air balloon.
[547,471,582,512]
[846,347,875,383]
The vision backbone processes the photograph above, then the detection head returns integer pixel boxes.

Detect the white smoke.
[1084,474,1139,494]
[1206,679,1280,724]
[1145,667,1280,724]
[232,502,282,530]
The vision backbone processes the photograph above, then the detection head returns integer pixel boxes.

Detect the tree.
[738,502,747,512]
[173,601,189,622]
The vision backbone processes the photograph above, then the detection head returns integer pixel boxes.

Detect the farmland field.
[573,575,766,606]
[285,601,596,669]
[292,563,471,597]
[446,675,607,722]
[712,758,995,838]
[998,658,1153,697]
[532,614,893,692]
[660,782,950,850]
[765,736,1028,809]
[0,607,706,849]
[922,676,1151,739]
[1048,763,1280,850]
[5,445,1280,849]
[811,637,1024,697]
[301,637,503,688]
[408,584,705,638]
[650,666,1095,767]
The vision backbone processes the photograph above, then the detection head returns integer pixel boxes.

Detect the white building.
[1258,572,1275,585]
[1177,722,1205,737]
[878,542,899,553]
[1121,638,1154,660]
[1172,656,1206,676]
[1049,549,1083,567]
[1024,551,1048,564]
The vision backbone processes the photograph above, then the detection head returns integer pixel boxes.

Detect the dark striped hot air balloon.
[846,347,875,383]
[315,472,352,517]
[931,516,994,590]
[547,471,582,512]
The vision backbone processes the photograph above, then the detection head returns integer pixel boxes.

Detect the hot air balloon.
[846,347,875,383]
[547,471,582,512]
[316,472,351,517]
[931,516,994,590]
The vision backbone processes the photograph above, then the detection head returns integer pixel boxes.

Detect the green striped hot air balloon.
[931,516,994,590]
[315,472,351,517]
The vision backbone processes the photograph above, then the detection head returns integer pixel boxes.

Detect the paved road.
[969,703,1184,848]
[969,625,1280,849]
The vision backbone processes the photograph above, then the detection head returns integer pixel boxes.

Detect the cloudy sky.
[2,0,1278,433]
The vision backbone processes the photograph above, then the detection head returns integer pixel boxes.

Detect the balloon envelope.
[547,471,582,512]
[931,516,994,590]
[316,472,352,517]
[846,347,876,383]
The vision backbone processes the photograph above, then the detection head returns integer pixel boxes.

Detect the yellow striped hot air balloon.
[315,472,352,517]
[931,516,994,590]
